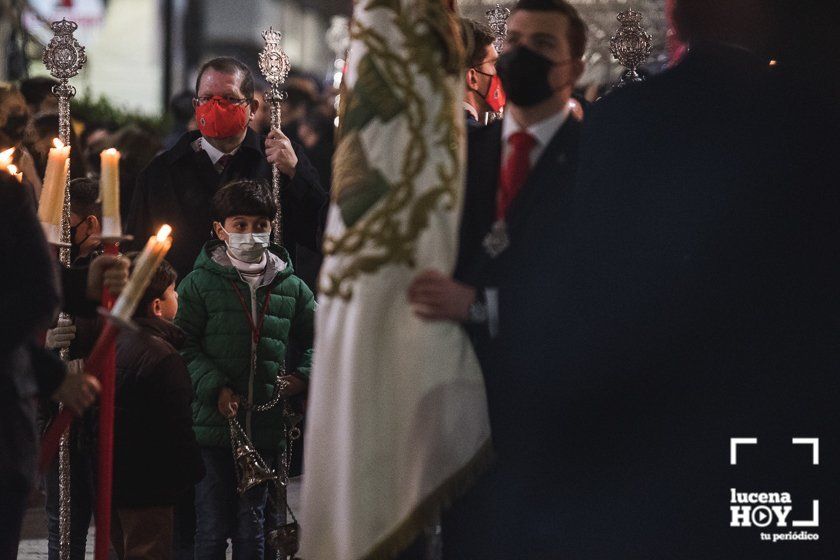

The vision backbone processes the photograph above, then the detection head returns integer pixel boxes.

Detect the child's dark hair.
[212,179,277,223]
[69,177,102,218]
[125,252,177,317]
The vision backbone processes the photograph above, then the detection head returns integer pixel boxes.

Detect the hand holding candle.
[39,224,174,474]
[37,139,71,244]
[99,148,121,237]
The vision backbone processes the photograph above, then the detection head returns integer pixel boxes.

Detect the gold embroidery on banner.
[320,0,464,300]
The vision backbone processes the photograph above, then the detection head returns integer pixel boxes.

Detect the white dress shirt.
[191,136,240,171]
[463,101,479,122]
[500,101,571,166]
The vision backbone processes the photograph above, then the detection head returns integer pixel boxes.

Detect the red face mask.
[483,74,507,112]
[473,69,507,112]
[195,96,249,138]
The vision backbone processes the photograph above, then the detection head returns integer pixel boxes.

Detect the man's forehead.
[198,69,244,93]
[508,10,570,38]
[485,44,499,60]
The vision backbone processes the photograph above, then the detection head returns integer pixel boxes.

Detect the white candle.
[37,139,71,244]
[99,148,121,237]
[111,225,173,321]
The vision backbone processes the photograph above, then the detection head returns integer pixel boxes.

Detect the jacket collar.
[134,316,186,349]
[194,239,294,285]
[165,127,265,165]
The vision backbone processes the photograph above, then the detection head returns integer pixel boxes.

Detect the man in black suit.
[126,57,327,280]
[407,1,587,557]
[544,0,840,557]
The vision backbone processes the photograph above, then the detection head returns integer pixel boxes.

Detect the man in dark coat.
[406,1,587,557]
[540,0,840,558]
[126,57,327,280]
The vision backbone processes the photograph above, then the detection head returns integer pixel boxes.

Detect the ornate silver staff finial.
[486,4,511,54]
[258,27,291,246]
[609,9,652,87]
[44,20,86,560]
[259,27,291,88]
[44,18,86,267]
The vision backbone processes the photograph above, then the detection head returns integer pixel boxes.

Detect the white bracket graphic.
[730,437,758,465]
[792,438,819,465]
[792,500,820,527]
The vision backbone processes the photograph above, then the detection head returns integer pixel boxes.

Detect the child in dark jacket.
[175,179,314,559]
[111,256,203,560]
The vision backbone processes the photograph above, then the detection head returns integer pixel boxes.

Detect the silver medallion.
[483,220,510,258]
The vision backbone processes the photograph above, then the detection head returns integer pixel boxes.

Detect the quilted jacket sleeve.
[289,279,315,381]
[175,273,230,405]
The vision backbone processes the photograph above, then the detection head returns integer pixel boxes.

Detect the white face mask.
[221,226,271,263]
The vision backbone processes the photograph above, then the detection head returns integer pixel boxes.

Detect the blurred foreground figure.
[0,173,101,560]
[546,0,840,557]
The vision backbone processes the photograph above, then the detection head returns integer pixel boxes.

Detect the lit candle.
[37,139,71,244]
[99,148,121,237]
[6,164,23,183]
[0,147,14,170]
[111,225,173,322]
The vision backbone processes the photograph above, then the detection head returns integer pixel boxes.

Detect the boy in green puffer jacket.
[174,179,314,559]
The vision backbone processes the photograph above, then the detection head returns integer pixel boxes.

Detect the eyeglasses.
[194,96,252,106]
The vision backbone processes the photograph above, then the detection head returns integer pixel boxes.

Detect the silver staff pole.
[43,18,87,560]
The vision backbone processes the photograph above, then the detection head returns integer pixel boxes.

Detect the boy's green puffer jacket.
[175,240,314,452]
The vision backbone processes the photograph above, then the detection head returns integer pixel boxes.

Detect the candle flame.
[104,148,118,155]
[156,224,172,241]
[53,138,64,149]
[0,147,14,163]
[7,164,18,174]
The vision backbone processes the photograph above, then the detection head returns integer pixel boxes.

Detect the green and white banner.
[300,1,492,558]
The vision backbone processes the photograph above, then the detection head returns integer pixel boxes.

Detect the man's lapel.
[504,117,579,238]
[192,149,221,192]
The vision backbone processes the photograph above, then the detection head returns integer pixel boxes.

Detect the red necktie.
[216,154,232,173]
[497,131,536,219]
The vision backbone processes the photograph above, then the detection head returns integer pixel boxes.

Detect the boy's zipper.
[246,282,257,439]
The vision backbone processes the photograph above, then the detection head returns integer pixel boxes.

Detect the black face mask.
[1,112,29,144]
[69,219,91,262]
[496,46,569,108]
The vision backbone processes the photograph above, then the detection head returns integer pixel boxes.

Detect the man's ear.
[466,68,479,88]
[87,215,101,235]
[249,98,259,120]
